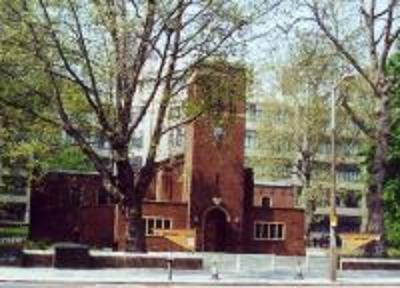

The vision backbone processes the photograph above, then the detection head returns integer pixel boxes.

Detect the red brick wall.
[253,185,295,208]
[145,157,184,203]
[30,172,102,242]
[245,208,305,255]
[143,202,188,228]
[143,202,188,251]
[30,172,127,249]
[79,206,117,248]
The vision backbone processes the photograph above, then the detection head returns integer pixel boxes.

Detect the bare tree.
[0,0,283,251]
[301,0,400,255]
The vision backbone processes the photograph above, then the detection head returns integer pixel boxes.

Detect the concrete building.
[0,157,30,225]
[30,64,305,255]
[243,97,366,245]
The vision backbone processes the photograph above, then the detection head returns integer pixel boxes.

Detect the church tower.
[183,62,247,252]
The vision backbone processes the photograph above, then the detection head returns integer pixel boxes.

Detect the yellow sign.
[155,229,196,251]
[339,233,380,254]
[330,213,338,227]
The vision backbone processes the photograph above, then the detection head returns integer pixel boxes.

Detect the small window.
[245,130,257,149]
[255,222,262,238]
[93,134,107,149]
[147,219,155,235]
[168,127,184,147]
[156,219,163,229]
[269,224,277,238]
[1,175,28,196]
[261,196,271,208]
[277,224,283,239]
[261,225,268,239]
[145,217,173,236]
[254,222,285,241]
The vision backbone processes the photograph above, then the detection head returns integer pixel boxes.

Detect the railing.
[0,194,28,203]
[0,236,26,244]
[145,251,320,275]
[314,207,362,217]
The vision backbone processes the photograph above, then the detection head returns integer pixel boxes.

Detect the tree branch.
[161,110,203,136]
[309,1,380,97]
[341,96,375,139]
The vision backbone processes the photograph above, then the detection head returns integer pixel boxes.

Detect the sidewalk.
[1,266,400,286]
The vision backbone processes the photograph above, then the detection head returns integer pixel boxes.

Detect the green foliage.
[384,179,400,247]
[0,0,96,175]
[379,52,400,248]
[0,226,28,238]
[387,247,400,258]
[44,145,94,172]
[23,240,51,250]
[185,60,248,127]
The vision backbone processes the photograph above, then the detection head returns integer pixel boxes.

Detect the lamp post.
[329,74,354,282]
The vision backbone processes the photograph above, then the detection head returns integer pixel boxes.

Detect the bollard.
[235,254,241,273]
[295,259,304,279]
[211,261,219,280]
[271,254,276,271]
[305,253,310,272]
[167,258,173,281]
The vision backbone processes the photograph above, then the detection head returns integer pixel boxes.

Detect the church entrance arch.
[202,206,230,252]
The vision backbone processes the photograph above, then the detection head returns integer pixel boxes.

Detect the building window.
[341,142,358,156]
[168,106,182,120]
[162,171,173,200]
[318,142,331,155]
[338,169,360,182]
[0,175,27,196]
[0,203,26,222]
[131,156,143,170]
[144,217,173,236]
[261,196,271,208]
[168,127,184,147]
[247,103,263,121]
[245,130,257,149]
[93,134,107,149]
[344,190,360,208]
[132,131,144,148]
[254,222,285,241]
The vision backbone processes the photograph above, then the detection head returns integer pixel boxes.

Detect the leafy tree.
[276,0,400,255]
[382,52,400,248]
[0,0,276,251]
[252,37,364,237]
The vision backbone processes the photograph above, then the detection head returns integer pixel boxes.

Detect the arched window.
[261,196,271,208]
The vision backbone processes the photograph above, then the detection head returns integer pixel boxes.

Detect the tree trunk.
[366,86,390,257]
[115,150,146,252]
[127,201,146,252]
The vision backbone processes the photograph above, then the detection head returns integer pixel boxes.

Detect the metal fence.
[147,249,330,276]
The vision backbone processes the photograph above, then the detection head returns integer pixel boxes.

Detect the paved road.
[1,283,400,288]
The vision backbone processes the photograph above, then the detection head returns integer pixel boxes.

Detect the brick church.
[30,64,305,255]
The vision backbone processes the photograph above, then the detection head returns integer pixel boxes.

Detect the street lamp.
[329,73,354,282]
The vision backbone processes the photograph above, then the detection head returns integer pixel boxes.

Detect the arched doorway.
[203,207,229,252]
